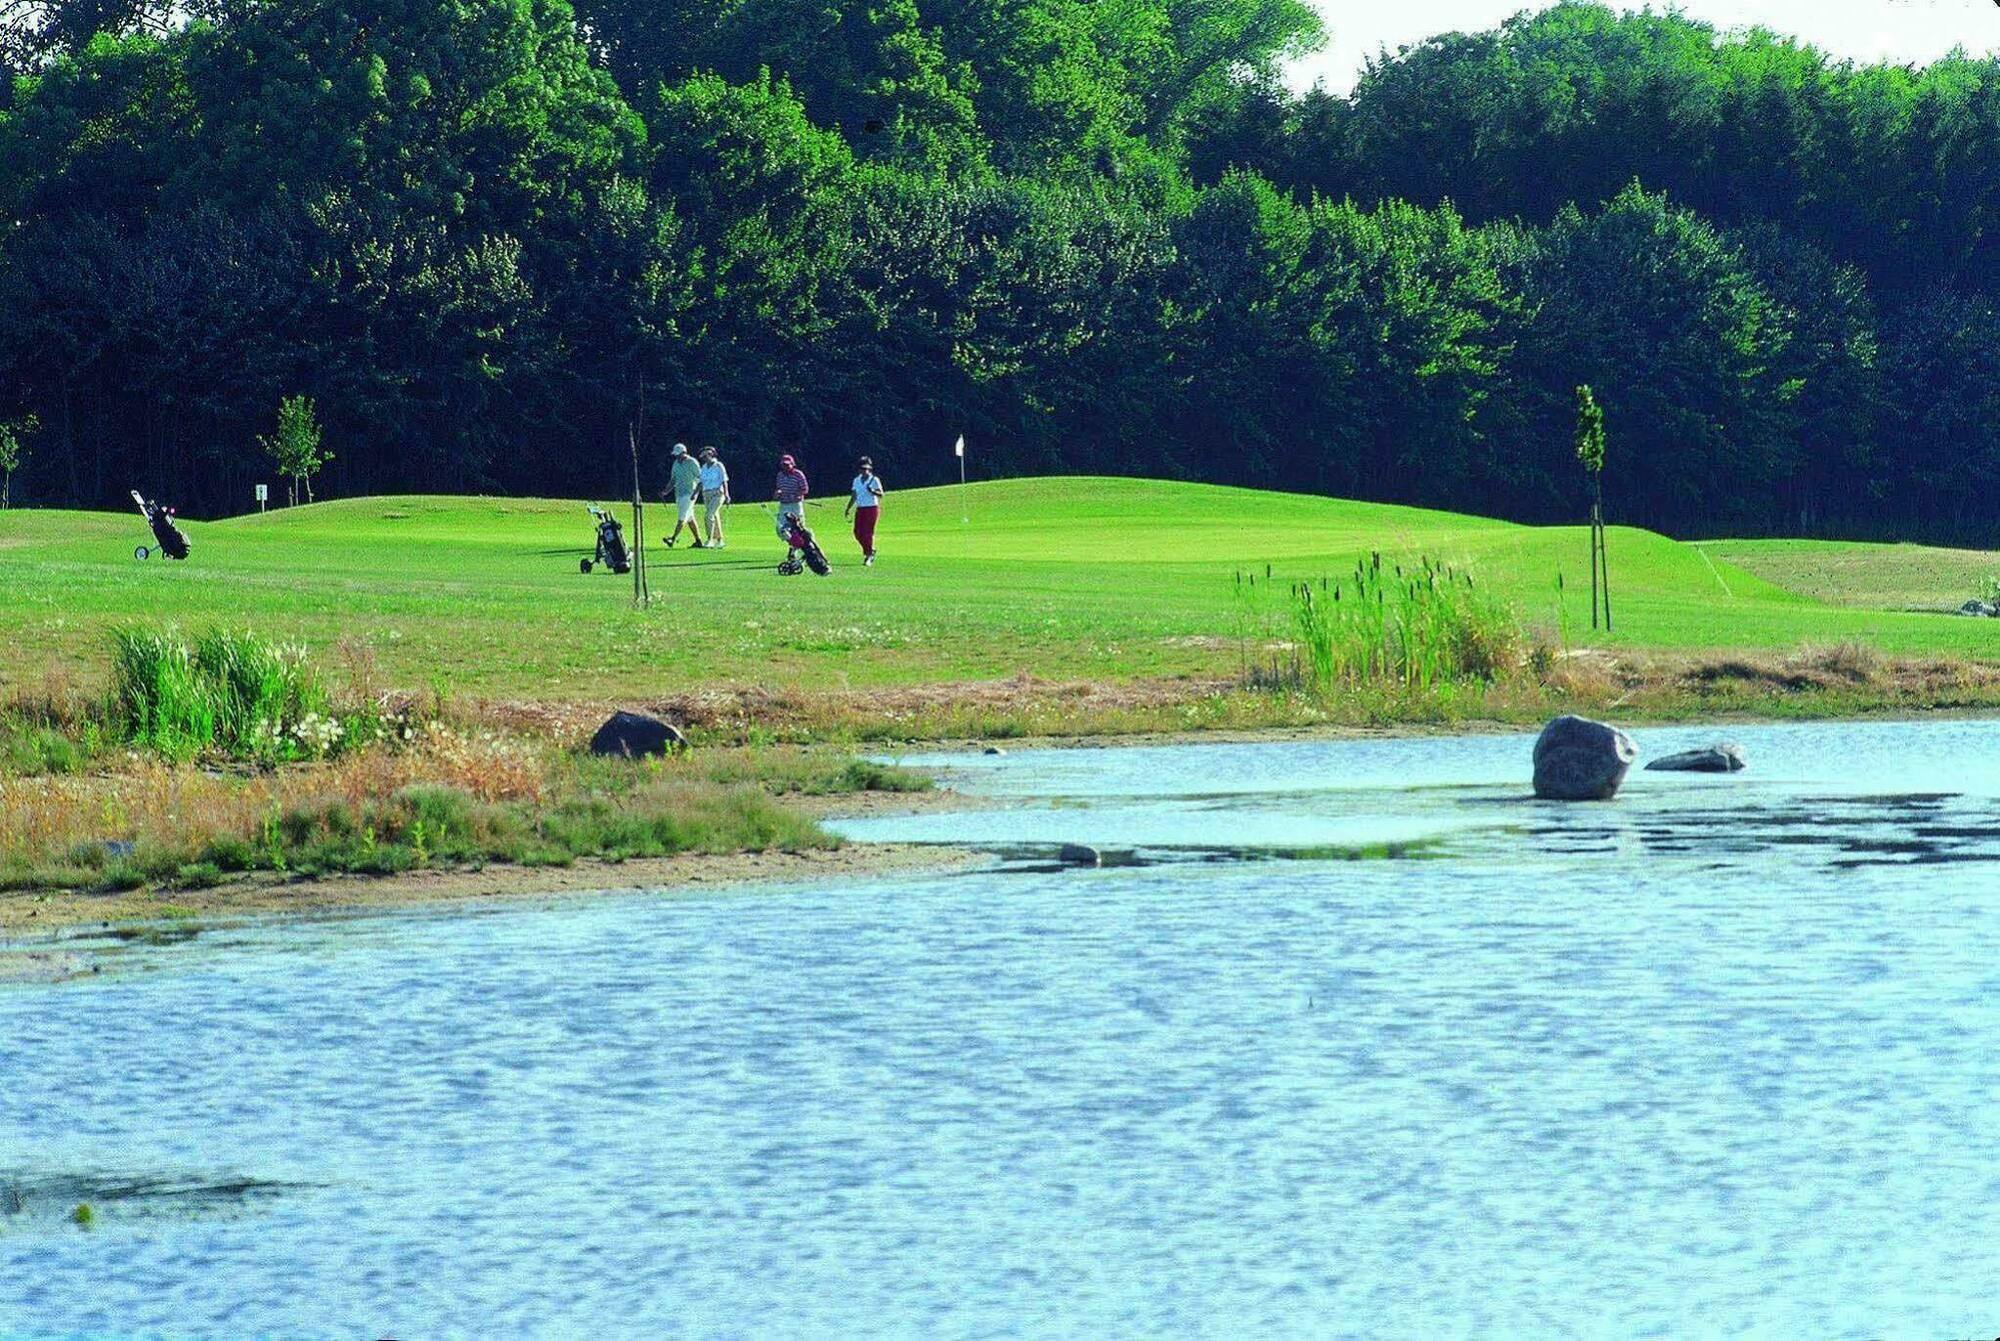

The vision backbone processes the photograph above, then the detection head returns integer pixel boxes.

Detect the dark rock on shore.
[589,711,687,758]
[1645,743,1747,773]
[1057,843,1102,867]
[1532,715,1637,800]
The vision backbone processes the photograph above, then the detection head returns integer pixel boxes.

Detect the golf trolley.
[777,511,831,577]
[580,504,632,575]
[131,491,191,561]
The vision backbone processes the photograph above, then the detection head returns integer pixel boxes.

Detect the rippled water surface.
[8,720,2000,1336]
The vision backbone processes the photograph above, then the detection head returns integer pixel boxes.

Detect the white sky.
[1289,0,2000,92]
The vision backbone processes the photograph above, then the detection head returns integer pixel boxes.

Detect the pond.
[5,719,2000,1336]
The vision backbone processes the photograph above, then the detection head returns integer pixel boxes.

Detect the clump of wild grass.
[1237,554,1522,695]
[109,626,336,764]
[1789,639,1884,684]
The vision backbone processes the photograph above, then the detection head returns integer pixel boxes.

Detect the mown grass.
[4,479,1999,715]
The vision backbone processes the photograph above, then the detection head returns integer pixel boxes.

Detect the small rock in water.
[588,711,687,758]
[1532,714,1637,800]
[983,746,1006,756]
[1057,843,1101,867]
[1645,743,1747,773]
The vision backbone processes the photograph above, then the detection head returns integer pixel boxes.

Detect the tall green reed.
[110,627,332,763]
[1236,554,1521,695]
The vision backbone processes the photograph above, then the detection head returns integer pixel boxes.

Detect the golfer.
[699,446,730,548]
[845,457,884,566]
[663,443,704,548]
[774,453,809,540]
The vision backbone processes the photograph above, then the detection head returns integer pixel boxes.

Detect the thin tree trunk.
[1589,500,1601,631]
[1597,487,1613,632]
[628,422,648,609]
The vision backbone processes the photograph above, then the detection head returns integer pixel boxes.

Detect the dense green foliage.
[3,0,1999,540]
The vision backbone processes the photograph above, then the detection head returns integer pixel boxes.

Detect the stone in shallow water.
[1057,843,1102,867]
[1532,714,1637,800]
[588,711,687,758]
[1645,743,1747,773]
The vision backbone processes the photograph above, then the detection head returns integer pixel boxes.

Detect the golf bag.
[778,512,830,577]
[581,504,631,574]
[131,491,190,561]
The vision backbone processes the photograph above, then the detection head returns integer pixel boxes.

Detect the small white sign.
[255,484,268,502]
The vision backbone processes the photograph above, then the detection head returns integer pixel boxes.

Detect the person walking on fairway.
[774,453,809,541]
[698,446,730,548]
[664,443,704,548]
[845,457,884,566]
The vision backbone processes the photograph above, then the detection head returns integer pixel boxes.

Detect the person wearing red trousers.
[845,457,884,567]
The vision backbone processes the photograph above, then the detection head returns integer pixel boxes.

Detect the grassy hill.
[2,478,1996,701]
[1705,538,2000,613]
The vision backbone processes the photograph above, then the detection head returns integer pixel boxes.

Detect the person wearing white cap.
[698,446,730,548]
[662,442,704,548]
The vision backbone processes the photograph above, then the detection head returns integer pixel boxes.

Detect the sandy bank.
[0,840,982,952]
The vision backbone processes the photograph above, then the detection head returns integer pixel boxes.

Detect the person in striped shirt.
[773,454,809,540]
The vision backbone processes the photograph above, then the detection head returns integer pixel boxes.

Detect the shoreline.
[0,840,985,958]
[12,687,2000,950]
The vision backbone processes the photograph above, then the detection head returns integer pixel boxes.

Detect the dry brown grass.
[0,729,547,874]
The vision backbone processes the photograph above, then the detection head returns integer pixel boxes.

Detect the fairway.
[3,478,1997,701]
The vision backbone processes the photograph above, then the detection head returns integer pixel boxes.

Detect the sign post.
[255,483,268,513]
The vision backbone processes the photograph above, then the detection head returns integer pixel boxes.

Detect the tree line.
[0,0,1995,540]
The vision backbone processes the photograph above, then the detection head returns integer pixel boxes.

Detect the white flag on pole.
[954,435,965,458]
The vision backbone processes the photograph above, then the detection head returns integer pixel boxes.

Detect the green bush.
[0,719,85,776]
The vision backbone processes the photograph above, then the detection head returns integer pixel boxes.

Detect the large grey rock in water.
[589,711,687,758]
[1644,743,1746,773]
[1532,715,1637,800]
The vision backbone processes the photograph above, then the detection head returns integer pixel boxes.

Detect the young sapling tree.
[1575,385,1610,630]
[0,413,37,509]
[263,395,332,506]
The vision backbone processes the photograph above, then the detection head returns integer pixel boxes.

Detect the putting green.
[2,478,1995,698]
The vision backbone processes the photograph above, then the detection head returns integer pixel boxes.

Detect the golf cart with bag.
[131,491,190,561]
[581,504,632,574]
[777,510,830,577]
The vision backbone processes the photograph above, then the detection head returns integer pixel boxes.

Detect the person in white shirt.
[698,446,729,548]
[844,457,884,566]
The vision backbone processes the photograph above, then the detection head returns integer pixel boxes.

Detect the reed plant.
[1238,554,1523,696]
